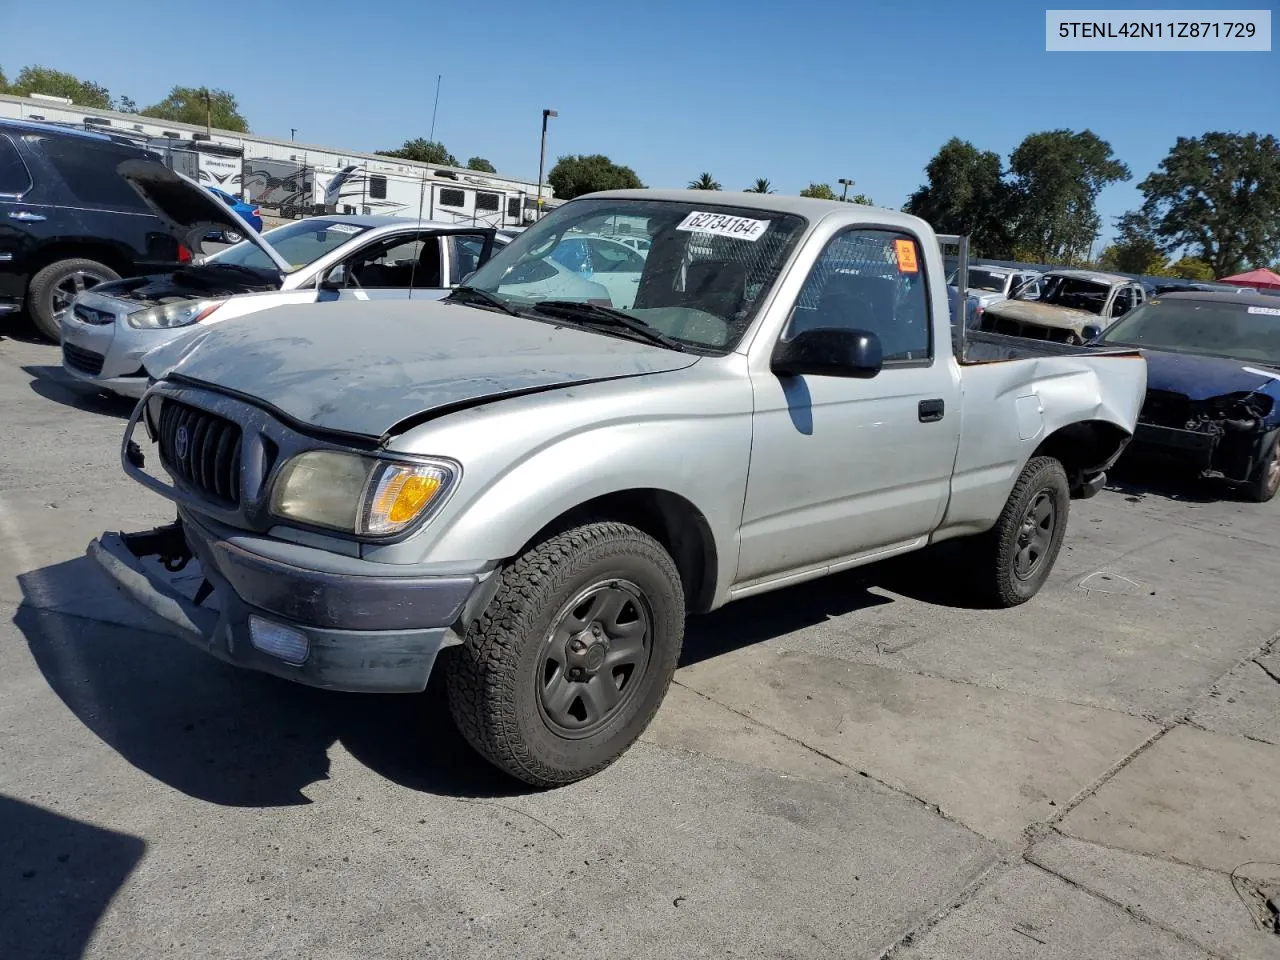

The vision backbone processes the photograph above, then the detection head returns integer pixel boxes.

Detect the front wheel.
[972,456,1070,607]
[445,521,685,787]
[1242,432,1280,503]
[222,229,244,245]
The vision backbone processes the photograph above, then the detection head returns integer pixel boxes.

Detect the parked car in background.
[205,186,262,243]
[90,189,1145,788]
[548,234,647,307]
[1093,292,1280,501]
[60,163,505,398]
[609,235,652,255]
[957,264,1042,306]
[0,118,194,340]
[979,269,1148,344]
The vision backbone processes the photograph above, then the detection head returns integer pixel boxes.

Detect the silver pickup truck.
[90,190,1147,787]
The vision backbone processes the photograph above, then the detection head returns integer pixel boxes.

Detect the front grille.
[62,343,105,375]
[73,303,115,325]
[157,399,242,505]
[984,316,1074,343]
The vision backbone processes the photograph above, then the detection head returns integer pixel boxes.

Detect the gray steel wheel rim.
[536,578,653,740]
[51,269,112,321]
[1014,491,1055,581]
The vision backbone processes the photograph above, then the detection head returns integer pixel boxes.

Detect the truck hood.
[142,298,702,439]
[985,299,1100,334]
[1141,347,1280,401]
[118,159,292,274]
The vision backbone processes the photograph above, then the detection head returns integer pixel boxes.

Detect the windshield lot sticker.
[324,223,362,235]
[894,239,919,273]
[1248,306,1280,316]
[676,212,770,242]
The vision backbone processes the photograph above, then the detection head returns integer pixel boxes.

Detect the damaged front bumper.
[88,511,482,693]
[1130,392,1279,484]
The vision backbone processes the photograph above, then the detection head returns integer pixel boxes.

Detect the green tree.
[1169,257,1216,281]
[0,66,8,92]
[9,65,111,108]
[1139,132,1280,278]
[847,192,873,205]
[1007,129,1130,263]
[141,86,248,132]
[745,178,774,194]
[375,138,456,165]
[466,157,496,173]
[689,172,721,190]
[905,137,1014,258]
[547,154,644,200]
[799,182,837,200]
[115,95,138,113]
[1096,212,1170,275]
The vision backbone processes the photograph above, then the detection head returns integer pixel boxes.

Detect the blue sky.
[2,0,1276,246]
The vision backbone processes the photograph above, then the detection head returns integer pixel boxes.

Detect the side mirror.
[319,264,347,291]
[771,327,883,379]
[1081,323,1103,342]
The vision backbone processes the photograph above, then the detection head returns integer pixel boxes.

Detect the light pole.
[536,108,557,220]
[290,128,297,142]
[838,177,855,201]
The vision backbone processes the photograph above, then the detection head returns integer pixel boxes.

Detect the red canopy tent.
[1220,267,1280,290]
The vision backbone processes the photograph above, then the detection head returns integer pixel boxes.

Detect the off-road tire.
[1242,432,1280,503]
[445,521,685,787]
[973,455,1070,607]
[27,257,119,342]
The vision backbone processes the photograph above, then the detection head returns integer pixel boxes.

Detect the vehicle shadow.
[680,543,994,667]
[1105,455,1220,504]
[16,558,522,809]
[17,544,991,807]
[21,365,136,420]
[0,793,145,960]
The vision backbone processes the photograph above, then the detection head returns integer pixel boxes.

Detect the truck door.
[736,227,963,586]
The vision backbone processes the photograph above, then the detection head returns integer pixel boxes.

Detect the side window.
[785,228,932,363]
[0,136,32,195]
[345,233,441,288]
[39,138,149,211]
[449,234,489,281]
[1113,286,1137,317]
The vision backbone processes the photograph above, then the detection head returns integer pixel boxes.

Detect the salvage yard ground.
[2,333,1279,960]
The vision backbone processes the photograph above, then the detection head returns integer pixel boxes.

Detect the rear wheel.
[1242,432,1280,503]
[27,258,119,342]
[222,229,244,245]
[972,456,1070,607]
[445,521,685,787]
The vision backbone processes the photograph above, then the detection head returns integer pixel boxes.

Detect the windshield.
[967,268,1010,293]
[205,219,371,273]
[1100,300,1280,365]
[1021,274,1110,314]
[460,198,807,353]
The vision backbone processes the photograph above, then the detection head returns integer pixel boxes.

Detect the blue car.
[205,186,262,243]
[1090,290,1280,502]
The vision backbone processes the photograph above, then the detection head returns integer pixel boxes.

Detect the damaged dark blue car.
[1091,291,1280,502]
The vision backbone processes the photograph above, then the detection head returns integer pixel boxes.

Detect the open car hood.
[117,160,293,274]
[985,299,1099,333]
[141,298,701,439]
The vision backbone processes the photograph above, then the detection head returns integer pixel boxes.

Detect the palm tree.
[688,172,721,190]
[745,178,774,194]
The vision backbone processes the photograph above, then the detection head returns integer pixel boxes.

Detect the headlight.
[270,450,456,537]
[126,298,225,329]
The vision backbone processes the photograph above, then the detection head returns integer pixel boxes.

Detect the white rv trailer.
[0,92,555,228]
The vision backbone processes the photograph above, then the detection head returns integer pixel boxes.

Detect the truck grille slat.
[157,399,242,506]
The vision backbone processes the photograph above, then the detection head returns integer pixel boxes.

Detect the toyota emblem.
[175,424,190,460]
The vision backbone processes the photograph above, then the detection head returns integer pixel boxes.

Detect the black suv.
[0,118,190,341]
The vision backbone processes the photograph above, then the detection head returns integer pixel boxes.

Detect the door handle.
[8,211,46,222]
[918,398,945,422]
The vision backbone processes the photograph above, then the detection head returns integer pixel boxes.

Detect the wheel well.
[522,489,720,614]
[26,241,133,287]
[1032,420,1131,492]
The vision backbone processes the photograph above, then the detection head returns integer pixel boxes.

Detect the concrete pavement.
[2,331,1279,958]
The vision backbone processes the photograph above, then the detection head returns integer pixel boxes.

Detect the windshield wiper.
[446,285,523,316]
[533,300,685,351]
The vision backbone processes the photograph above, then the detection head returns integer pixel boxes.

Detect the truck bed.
[955,328,1137,365]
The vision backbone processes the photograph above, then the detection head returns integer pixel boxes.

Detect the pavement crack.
[1022,857,1237,958]
[452,799,564,841]
[1255,658,1280,686]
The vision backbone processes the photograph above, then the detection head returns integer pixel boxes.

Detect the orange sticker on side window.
[894,239,919,273]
